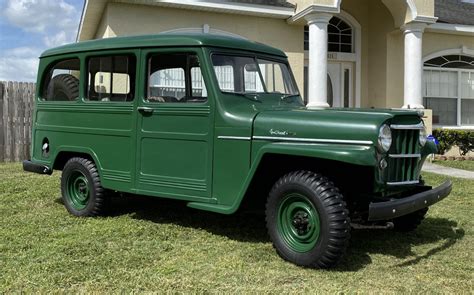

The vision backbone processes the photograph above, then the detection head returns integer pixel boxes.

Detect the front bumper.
[368,180,452,221]
[23,160,52,175]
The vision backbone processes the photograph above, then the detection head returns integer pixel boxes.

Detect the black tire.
[61,157,105,217]
[265,171,351,268]
[392,208,428,232]
[51,74,79,101]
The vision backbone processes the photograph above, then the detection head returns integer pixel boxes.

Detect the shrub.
[457,131,474,156]
[432,129,474,156]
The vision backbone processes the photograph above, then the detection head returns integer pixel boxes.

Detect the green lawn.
[433,160,474,172]
[1,163,472,293]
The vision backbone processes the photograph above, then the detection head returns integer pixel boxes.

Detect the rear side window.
[87,55,136,102]
[42,58,80,101]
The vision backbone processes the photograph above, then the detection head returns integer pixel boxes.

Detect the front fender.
[188,142,376,214]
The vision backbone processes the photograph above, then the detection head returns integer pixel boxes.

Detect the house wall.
[423,32,474,57]
[91,1,472,112]
[94,3,305,93]
[339,0,369,107]
[367,1,395,108]
[340,0,396,108]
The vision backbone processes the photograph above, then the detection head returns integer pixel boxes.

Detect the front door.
[136,49,214,201]
[327,62,353,108]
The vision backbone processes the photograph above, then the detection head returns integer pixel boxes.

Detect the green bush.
[432,129,474,156]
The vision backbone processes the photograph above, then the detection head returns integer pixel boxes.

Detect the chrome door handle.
[137,106,154,114]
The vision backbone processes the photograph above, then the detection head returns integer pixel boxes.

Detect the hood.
[253,107,422,144]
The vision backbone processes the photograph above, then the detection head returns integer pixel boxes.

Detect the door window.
[147,53,207,103]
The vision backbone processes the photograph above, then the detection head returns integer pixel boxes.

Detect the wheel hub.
[277,193,321,253]
[66,171,90,210]
[292,211,311,235]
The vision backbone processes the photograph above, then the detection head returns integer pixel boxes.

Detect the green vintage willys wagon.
[24,33,452,268]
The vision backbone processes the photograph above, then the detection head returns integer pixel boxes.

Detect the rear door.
[135,48,214,201]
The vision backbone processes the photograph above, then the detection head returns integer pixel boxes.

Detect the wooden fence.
[0,81,35,162]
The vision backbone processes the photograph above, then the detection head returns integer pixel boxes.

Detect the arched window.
[424,55,474,68]
[328,17,353,53]
[424,54,474,126]
[304,16,353,53]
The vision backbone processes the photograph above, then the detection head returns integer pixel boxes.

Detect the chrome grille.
[386,124,422,185]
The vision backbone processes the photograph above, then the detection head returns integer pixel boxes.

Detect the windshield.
[211,54,299,96]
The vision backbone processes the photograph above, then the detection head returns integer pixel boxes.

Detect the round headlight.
[378,124,392,152]
[419,124,427,146]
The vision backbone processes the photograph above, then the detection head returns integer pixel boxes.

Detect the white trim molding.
[252,136,373,146]
[405,0,438,23]
[140,0,295,18]
[412,15,438,24]
[426,23,474,36]
[289,5,339,24]
[217,136,251,141]
[76,0,88,41]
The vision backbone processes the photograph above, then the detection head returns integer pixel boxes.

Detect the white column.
[402,23,427,109]
[305,13,332,108]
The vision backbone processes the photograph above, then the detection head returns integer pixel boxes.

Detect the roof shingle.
[435,0,474,25]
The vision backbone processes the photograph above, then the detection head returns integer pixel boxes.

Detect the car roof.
[40,32,287,58]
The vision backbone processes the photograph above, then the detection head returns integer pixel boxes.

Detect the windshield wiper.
[223,91,262,102]
[281,94,300,101]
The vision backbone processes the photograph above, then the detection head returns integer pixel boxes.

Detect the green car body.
[24,33,452,268]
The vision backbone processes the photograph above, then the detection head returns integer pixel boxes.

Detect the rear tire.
[392,208,428,232]
[265,171,351,268]
[61,157,105,217]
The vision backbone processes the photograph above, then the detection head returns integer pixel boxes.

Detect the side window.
[147,53,207,103]
[87,55,136,102]
[42,58,80,101]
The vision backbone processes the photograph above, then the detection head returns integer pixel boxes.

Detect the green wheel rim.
[277,193,320,253]
[66,170,90,210]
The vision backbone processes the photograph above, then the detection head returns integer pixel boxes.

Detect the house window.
[423,55,474,126]
[304,17,353,53]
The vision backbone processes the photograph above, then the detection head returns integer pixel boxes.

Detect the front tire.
[61,157,105,217]
[265,171,351,268]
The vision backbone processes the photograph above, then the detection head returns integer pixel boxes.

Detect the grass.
[433,160,474,172]
[1,162,472,293]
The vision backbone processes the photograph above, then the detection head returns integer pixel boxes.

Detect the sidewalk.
[422,162,474,179]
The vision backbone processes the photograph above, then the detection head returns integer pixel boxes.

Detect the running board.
[187,202,235,214]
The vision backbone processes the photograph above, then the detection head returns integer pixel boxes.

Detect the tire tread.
[266,170,351,268]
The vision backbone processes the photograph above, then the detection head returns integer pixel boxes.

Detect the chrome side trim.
[217,136,251,141]
[388,154,421,158]
[387,180,420,186]
[390,123,424,130]
[252,136,373,145]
